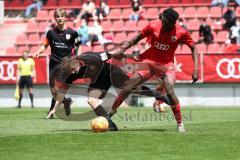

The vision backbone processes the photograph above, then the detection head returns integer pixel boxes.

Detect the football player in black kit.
[33,8,80,118]
[47,51,171,131]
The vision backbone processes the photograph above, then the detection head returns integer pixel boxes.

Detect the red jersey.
[139,21,194,64]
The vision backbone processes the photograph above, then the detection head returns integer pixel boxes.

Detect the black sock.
[62,97,68,105]
[93,105,108,118]
[140,86,171,105]
[29,93,34,107]
[49,98,56,112]
[18,94,23,107]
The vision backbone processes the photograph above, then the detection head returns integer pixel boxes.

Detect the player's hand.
[192,70,199,84]
[46,109,55,119]
[33,52,40,58]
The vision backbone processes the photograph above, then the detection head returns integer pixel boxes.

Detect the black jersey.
[50,51,128,90]
[46,26,80,62]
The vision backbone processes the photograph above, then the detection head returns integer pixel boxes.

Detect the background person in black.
[33,8,80,118]
[197,19,214,45]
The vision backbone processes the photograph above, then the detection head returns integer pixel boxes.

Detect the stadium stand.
[2,0,239,55]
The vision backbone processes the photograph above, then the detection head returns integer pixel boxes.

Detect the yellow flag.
[14,85,19,100]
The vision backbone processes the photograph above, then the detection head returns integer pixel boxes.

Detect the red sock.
[171,103,182,125]
[112,95,124,110]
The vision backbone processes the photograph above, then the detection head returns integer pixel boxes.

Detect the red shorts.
[136,60,176,84]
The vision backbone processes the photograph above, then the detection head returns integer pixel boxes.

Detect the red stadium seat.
[30,46,39,53]
[103,33,114,41]
[18,46,29,54]
[187,19,200,31]
[114,33,127,43]
[67,21,74,29]
[119,0,131,5]
[108,0,118,6]
[193,0,207,3]
[71,0,82,6]
[209,7,222,18]
[207,43,222,53]
[8,0,22,7]
[93,45,105,52]
[4,0,10,7]
[6,47,17,55]
[109,9,122,19]
[48,10,55,21]
[38,21,49,33]
[196,7,209,18]
[215,31,228,43]
[15,34,28,45]
[36,10,49,21]
[125,21,137,32]
[183,7,197,18]
[181,45,191,53]
[101,21,112,32]
[40,34,46,43]
[191,31,199,42]
[45,0,58,7]
[146,8,159,20]
[58,0,71,6]
[211,20,223,31]
[79,46,93,54]
[173,7,184,15]
[127,32,137,40]
[28,34,40,45]
[144,0,156,4]
[45,46,51,55]
[111,21,124,32]
[26,21,38,33]
[22,0,32,7]
[122,8,133,19]
[168,0,180,4]
[181,0,193,3]
[236,7,240,17]
[196,44,207,53]
[137,20,149,30]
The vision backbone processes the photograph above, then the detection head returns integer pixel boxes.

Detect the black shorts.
[49,60,61,76]
[19,76,33,89]
[88,63,129,99]
[49,60,61,87]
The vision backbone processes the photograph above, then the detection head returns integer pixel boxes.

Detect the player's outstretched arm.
[190,45,199,83]
[46,100,61,119]
[33,44,48,58]
[112,33,144,59]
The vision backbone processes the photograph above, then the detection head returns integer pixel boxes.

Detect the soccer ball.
[91,116,109,132]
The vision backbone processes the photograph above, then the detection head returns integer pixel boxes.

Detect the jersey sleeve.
[73,31,80,47]
[180,30,195,47]
[141,24,152,38]
[43,31,50,45]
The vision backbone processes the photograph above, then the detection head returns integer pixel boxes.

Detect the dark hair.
[162,8,179,23]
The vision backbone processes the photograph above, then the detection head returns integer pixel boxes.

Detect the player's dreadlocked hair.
[162,8,179,24]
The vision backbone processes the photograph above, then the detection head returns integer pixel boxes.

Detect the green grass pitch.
[0,107,240,160]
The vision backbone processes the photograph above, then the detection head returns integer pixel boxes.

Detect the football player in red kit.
[111,8,199,132]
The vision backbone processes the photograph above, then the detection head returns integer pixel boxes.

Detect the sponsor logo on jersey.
[66,34,71,40]
[154,42,170,50]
